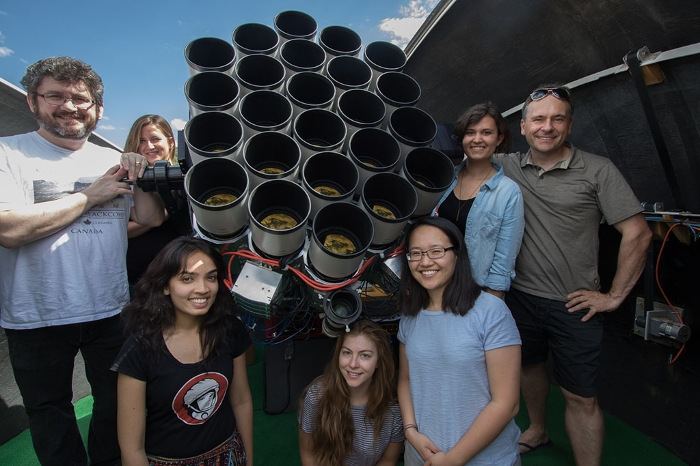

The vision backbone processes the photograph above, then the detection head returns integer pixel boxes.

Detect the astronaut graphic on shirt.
[173,373,228,425]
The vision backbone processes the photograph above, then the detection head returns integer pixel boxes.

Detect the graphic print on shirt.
[33,179,128,234]
[33,178,99,203]
[172,372,229,425]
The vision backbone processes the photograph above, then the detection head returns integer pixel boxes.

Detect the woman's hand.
[120,152,148,181]
[405,428,441,461]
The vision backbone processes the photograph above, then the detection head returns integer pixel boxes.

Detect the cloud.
[99,125,116,131]
[171,118,187,131]
[379,0,439,49]
[0,29,12,57]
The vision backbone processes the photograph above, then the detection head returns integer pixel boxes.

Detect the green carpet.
[0,345,686,465]
[513,390,687,466]
[0,396,93,466]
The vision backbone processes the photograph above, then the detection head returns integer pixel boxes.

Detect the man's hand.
[566,290,623,322]
[568,214,651,323]
[0,163,135,248]
[81,165,133,208]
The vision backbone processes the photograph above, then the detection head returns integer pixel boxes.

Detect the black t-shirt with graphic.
[112,318,250,458]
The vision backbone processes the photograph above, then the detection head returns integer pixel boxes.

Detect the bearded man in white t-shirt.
[0,56,165,466]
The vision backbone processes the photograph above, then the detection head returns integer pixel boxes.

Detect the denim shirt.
[433,161,524,291]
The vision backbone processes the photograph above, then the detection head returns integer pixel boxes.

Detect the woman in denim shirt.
[433,103,524,298]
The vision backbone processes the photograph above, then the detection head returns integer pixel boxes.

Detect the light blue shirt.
[433,161,524,292]
[398,292,521,465]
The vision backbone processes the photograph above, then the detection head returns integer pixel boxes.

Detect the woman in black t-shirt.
[113,237,252,465]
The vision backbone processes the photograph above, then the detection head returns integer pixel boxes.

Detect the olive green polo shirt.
[493,144,643,301]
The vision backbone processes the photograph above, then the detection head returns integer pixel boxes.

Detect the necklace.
[455,167,493,221]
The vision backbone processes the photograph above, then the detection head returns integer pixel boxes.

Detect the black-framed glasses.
[529,87,570,102]
[36,93,95,109]
[406,246,456,262]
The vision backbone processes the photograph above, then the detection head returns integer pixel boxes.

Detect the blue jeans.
[5,314,124,466]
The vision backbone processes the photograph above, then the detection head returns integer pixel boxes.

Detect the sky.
[0,0,439,149]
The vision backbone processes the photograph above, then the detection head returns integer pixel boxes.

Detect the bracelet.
[403,423,418,432]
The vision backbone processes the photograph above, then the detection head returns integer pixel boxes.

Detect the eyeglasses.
[36,93,95,109]
[406,246,456,262]
[529,87,570,102]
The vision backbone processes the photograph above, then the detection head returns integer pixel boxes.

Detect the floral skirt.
[148,430,247,466]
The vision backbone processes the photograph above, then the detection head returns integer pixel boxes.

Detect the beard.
[32,105,98,140]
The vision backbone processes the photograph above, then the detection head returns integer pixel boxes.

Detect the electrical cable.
[654,221,689,364]
[220,242,406,343]
[222,244,404,292]
[237,272,317,345]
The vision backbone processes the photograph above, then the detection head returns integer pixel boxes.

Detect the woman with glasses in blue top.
[397,216,521,465]
[432,103,524,298]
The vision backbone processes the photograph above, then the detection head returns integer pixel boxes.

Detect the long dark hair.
[122,237,237,364]
[300,319,397,465]
[399,217,481,316]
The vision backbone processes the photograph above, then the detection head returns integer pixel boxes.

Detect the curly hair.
[301,319,397,465]
[122,237,238,366]
[399,216,481,316]
[21,56,104,108]
[124,115,176,163]
[453,102,511,153]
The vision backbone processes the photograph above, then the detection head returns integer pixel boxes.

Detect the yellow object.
[261,213,297,230]
[323,233,356,255]
[372,205,396,219]
[204,193,237,206]
[260,167,284,174]
[314,185,342,196]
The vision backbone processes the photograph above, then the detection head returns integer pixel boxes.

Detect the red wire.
[221,244,402,293]
[654,222,686,364]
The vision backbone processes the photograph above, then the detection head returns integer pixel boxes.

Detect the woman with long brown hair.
[124,115,192,295]
[299,319,404,465]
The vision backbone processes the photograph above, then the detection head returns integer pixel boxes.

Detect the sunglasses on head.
[530,87,571,101]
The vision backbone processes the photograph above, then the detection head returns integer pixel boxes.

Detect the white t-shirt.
[0,132,131,329]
